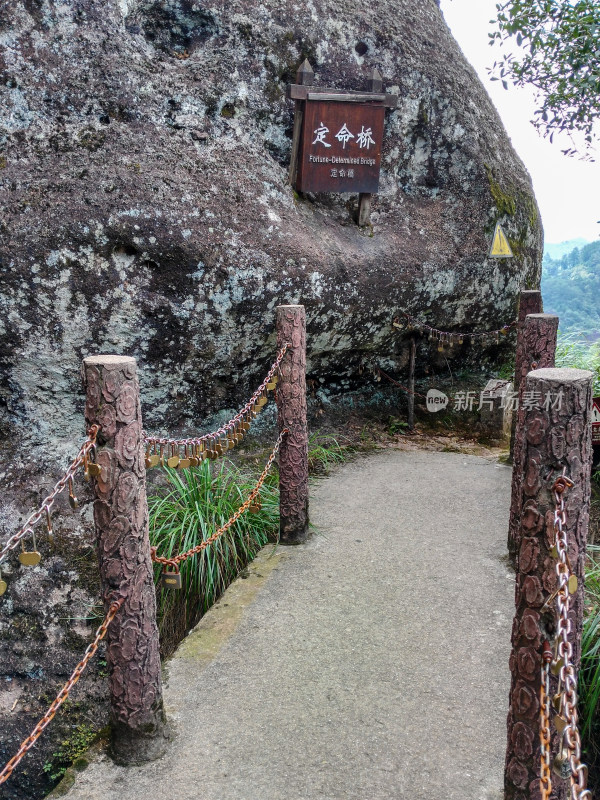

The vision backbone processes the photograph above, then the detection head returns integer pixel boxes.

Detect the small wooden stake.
[367,67,383,93]
[355,68,382,227]
[358,192,371,226]
[407,336,416,431]
[288,60,314,187]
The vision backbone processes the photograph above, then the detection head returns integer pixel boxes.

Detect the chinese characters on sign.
[593,397,600,445]
[312,121,377,153]
[296,100,386,194]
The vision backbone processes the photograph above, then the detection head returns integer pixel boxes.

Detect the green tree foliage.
[542,240,600,341]
[490,1,600,152]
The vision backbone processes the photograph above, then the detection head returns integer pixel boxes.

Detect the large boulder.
[0,1,542,797]
[0,0,541,450]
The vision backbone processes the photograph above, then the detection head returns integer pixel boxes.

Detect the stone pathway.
[59,450,514,800]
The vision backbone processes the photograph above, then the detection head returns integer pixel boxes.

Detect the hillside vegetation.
[542,240,600,340]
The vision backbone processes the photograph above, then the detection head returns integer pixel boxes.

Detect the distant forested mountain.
[544,238,590,260]
[542,240,600,340]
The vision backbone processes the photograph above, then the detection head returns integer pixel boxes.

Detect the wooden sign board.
[296,100,385,194]
[593,397,600,445]
[287,62,397,200]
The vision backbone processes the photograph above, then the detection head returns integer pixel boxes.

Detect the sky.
[439,0,600,245]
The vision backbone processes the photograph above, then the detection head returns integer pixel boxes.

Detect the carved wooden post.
[505,367,593,800]
[82,355,167,765]
[276,305,309,544]
[510,290,543,461]
[508,313,559,560]
[407,336,416,431]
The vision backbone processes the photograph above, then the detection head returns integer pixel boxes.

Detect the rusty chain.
[151,428,287,575]
[540,639,553,800]
[392,312,518,346]
[0,350,289,778]
[548,473,592,800]
[0,596,123,786]
[0,425,100,573]
[143,344,288,468]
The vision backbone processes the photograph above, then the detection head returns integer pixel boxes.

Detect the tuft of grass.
[497,358,516,381]
[148,459,279,656]
[581,543,600,762]
[307,432,348,475]
[388,416,409,436]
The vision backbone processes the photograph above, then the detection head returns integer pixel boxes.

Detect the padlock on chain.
[552,747,572,781]
[161,562,182,590]
[19,528,41,566]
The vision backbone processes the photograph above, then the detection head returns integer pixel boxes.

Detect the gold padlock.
[553,714,568,735]
[68,477,79,510]
[20,550,42,566]
[552,692,562,712]
[551,658,565,677]
[178,446,191,469]
[167,444,180,469]
[88,462,102,478]
[144,445,157,469]
[19,530,41,566]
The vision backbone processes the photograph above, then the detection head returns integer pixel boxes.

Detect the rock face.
[0,0,542,796]
[0,0,542,449]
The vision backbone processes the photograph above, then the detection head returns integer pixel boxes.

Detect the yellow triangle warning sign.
[489,222,513,258]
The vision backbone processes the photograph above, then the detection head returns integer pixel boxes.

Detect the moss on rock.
[485,164,517,217]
